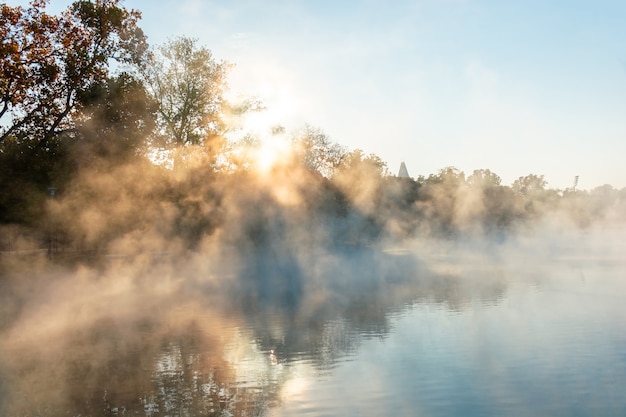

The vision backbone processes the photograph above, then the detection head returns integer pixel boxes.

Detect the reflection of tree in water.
[238,245,507,373]
[0,246,507,416]
[0,281,266,417]
[146,341,235,417]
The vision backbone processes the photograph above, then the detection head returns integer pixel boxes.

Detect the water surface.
[1,230,625,416]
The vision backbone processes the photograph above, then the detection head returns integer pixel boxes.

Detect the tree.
[466,169,522,231]
[74,72,156,164]
[332,149,388,216]
[511,174,560,221]
[511,174,547,196]
[0,0,148,149]
[418,167,467,235]
[426,166,466,186]
[143,36,231,148]
[293,125,346,178]
[467,169,501,188]
[334,149,388,179]
[0,0,147,227]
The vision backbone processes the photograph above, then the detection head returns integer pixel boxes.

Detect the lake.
[1,227,625,416]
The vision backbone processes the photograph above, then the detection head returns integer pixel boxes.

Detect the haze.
[7,0,626,188]
[1,1,626,415]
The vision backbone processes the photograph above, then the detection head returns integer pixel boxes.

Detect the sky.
[9,0,626,189]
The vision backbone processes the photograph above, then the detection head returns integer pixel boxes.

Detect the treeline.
[1,1,624,256]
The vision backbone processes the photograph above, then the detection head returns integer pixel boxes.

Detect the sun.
[235,92,296,174]
[254,134,291,174]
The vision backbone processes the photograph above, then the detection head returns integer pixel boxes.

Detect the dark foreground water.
[1,229,625,416]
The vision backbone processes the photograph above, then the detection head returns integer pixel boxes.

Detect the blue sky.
[10,0,626,189]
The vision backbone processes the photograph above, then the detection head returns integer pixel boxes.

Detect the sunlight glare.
[240,86,295,134]
[255,134,291,174]
[238,88,295,174]
[281,374,311,400]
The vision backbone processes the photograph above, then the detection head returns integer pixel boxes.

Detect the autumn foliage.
[0,1,625,257]
[0,0,147,148]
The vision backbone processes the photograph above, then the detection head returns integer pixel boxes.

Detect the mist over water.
[2,193,625,417]
[1,141,626,417]
[2,4,625,414]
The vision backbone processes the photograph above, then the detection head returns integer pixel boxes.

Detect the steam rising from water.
[1,149,625,415]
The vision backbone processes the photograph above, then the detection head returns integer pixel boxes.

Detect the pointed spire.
[398,162,410,178]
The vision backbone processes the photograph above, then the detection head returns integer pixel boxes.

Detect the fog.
[2,3,625,413]
[1,142,625,415]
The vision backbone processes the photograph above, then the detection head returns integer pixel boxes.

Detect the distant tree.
[293,125,346,177]
[467,169,501,188]
[377,174,422,238]
[332,148,388,218]
[142,36,231,149]
[426,166,466,186]
[334,149,388,179]
[511,174,561,220]
[419,167,467,235]
[588,184,619,220]
[467,170,523,231]
[511,174,547,196]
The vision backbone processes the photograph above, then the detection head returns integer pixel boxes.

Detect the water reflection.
[2,233,623,416]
